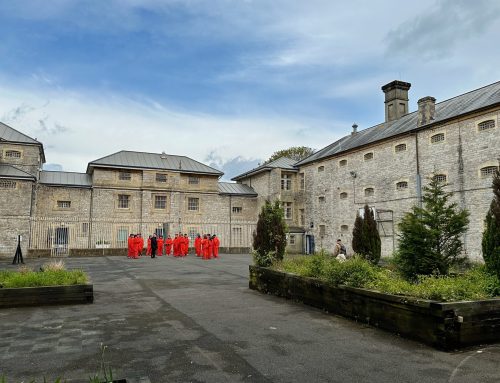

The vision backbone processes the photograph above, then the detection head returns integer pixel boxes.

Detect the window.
[0,180,16,189]
[283,202,292,219]
[364,152,374,161]
[319,225,326,237]
[82,222,89,235]
[364,188,374,197]
[118,194,130,209]
[481,166,498,177]
[340,192,348,200]
[5,150,21,158]
[188,176,200,185]
[154,195,167,209]
[431,133,445,143]
[478,120,495,131]
[319,196,325,203]
[433,174,447,183]
[232,227,242,245]
[299,209,305,226]
[395,143,407,153]
[299,173,305,190]
[57,200,71,209]
[118,171,131,181]
[188,228,198,240]
[289,235,295,245]
[341,225,349,233]
[281,173,292,190]
[339,159,347,167]
[155,173,168,182]
[188,197,199,211]
[318,166,324,172]
[232,206,242,214]
[396,181,408,190]
[117,227,128,245]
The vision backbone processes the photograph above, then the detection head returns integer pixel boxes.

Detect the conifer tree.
[396,176,469,279]
[352,212,364,254]
[482,167,500,278]
[253,200,287,267]
[351,205,381,264]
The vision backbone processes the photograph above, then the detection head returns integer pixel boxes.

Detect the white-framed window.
[118,194,130,209]
[232,227,242,245]
[433,174,447,183]
[431,133,445,143]
[118,171,131,181]
[57,200,71,209]
[5,150,22,159]
[339,159,347,167]
[340,192,348,200]
[281,173,292,190]
[156,173,168,183]
[364,152,374,161]
[283,202,292,219]
[341,224,349,232]
[480,166,498,177]
[395,143,407,153]
[232,206,242,214]
[154,195,167,209]
[289,235,295,245]
[318,166,325,172]
[299,173,305,190]
[0,180,16,189]
[188,197,199,211]
[188,176,200,185]
[478,120,495,131]
[364,187,374,197]
[396,181,408,190]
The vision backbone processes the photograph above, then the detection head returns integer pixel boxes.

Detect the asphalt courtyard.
[1,254,499,383]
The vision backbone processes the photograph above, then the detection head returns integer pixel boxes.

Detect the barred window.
[118,194,130,209]
[281,173,292,190]
[82,222,89,235]
[480,166,498,177]
[118,171,131,181]
[364,152,374,161]
[5,150,21,158]
[155,173,168,182]
[339,159,347,167]
[154,195,167,209]
[188,176,199,185]
[433,174,447,183]
[57,200,71,209]
[364,187,374,197]
[396,181,408,190]
[232,206,242,214]
[188,228,198,240]
[395,144,407,152]
[188,197,199,211]
[431,133,445,143]
[478,120,495,131]
[0,180,16,189]
[340,192,348,199]
[318,166,325,172]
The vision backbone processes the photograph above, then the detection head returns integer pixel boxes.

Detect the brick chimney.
[417,96,436,127]
[381,80,411,122]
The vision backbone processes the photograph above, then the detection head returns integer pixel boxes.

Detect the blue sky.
[0,0,499,180]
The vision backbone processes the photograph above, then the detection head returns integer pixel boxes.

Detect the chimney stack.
[381,80,411,122]
[351,123,358,135]
[417,96,436,127]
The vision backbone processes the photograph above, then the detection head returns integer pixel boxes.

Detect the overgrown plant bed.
[249,265,500,350]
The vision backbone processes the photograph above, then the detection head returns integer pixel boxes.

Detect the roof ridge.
[0,121,40,144]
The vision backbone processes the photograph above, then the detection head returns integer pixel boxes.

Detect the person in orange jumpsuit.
[165,235,173,256]
[201,235,209,260]
[157,235,164,256]
[127,234,136,258]
[183,234,190,256]
[194,234,202,257]
[146,236,152,256]
[137,234,144,256]
[173,234,179,257]
[212,234,220,258]
[133,234,141,258]
[208,235,214,259]
[179,234,186,256]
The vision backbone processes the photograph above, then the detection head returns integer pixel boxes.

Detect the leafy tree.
[482,167,500,278]
[253,200,287,267]
[351,205,381,264]
[396,176,469,279]
[265,146,315,164]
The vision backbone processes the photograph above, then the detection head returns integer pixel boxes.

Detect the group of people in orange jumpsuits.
[127,232,220,259]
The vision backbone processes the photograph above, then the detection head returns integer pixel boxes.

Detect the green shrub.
[323,257,378,287]
[0,269,88,288]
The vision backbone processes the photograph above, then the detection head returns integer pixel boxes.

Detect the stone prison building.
[0,79,499,259]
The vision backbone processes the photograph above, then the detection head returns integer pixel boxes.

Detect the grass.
[0,262,88,288]
[273,253,500,302]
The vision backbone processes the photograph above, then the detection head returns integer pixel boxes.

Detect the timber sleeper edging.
[0,284,94,308]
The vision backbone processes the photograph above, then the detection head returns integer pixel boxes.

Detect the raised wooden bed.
[249,265,500,350]
[0,284,94,308]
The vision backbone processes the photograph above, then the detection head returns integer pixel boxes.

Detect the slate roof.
[296,80,500,166]
[0,121,45,162]
[218,182,257,196]
[0,165,36,180]
[39,171,92,188]
[232,157,297,181]
[87,151,223,176]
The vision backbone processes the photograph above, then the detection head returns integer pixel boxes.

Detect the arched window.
[339,192,348,200]
[433,174,447,183]
[481,166,498,177]
[395,143,407,153]
[364,187,374,197]
[431,133,445,143]
[364,152,374,161]
[339,159,347,167]
[396,181,408,190]
[478,120,495,131]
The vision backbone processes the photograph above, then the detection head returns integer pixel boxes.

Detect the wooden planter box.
[0,284,94,308]
[249,265,500,350]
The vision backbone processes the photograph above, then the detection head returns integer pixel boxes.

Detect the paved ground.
[0,254,499,383]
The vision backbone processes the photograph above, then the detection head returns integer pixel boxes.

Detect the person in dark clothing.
[150,233,158,258]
